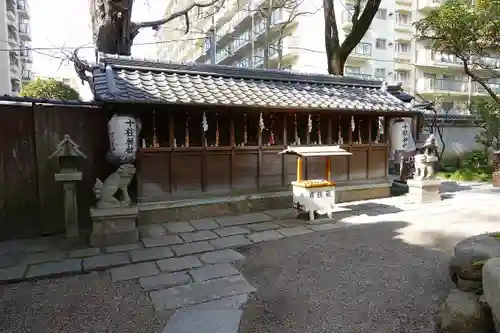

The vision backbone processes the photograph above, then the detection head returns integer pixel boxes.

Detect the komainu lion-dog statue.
[93,164,136,209]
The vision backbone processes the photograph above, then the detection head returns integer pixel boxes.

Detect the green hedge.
[437,150,493,182]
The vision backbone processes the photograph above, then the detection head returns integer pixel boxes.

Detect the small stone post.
[492,150,500,187]
[48,135,87,238]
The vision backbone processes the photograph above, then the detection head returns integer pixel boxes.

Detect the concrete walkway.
[1,180,500,332]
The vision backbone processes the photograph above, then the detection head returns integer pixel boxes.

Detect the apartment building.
[157,0,496,115]
[0,0,32,96]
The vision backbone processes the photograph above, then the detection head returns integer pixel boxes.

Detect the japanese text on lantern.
[402,123,409,149]
[125,119,135,154]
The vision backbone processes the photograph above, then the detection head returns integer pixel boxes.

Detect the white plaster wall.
[438,125,482,157]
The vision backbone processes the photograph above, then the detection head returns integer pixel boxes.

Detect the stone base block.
[90,206,139,247]
[406,179,442,204]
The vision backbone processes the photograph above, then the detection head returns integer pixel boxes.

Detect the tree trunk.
[90,0,135,56]
[330,52,346,75]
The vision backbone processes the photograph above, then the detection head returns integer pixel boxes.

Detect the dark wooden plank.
[0,105,39,240]
[233,151,258,190]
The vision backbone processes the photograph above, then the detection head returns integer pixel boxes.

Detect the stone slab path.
[2,180,500,332]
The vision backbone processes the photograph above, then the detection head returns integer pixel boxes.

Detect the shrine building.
[89,54,422,223]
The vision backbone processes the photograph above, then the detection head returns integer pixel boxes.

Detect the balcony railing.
[473,82,500,95]
[419,78,468,93]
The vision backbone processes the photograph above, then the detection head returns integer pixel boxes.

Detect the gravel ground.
[0,271,168,333]
[236,221,455,333]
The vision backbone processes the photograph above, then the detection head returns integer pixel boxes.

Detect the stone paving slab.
[276,218,304,228]
[190,218,220,230]
[0,265,27,282]
[247,230,284,243]
[215,213,273,227]
[25,259,82,279]
[200,250,245,264]
[164,222,195,233]
[277,226,313,237]
[140,271,192,291]
[209,235,252,249]
[105,243,141,253]
[213,227,250,237]
[0,254,19,268]
[172,241,215,256]
[186,294,249,310]
[139,224,167,238]
[180,230,218,243]
[189,263,240,282]
[130,246,174,263]
[142,235,183,248]
[83,253,131,271]
[307,222,348,232]
[150,275,256,311]
[110,262,160,282]
[264,208,298,220]
[21,251,67,265]
[157,256,203,272]
[245,222,281,231]
[68,248,101,258]
[162,309,242,333]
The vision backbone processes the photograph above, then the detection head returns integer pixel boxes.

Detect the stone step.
[149,275,256,311]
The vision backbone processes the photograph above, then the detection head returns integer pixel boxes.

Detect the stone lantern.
[48,134,87,238]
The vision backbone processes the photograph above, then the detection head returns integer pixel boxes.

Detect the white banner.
[390,118,416,152]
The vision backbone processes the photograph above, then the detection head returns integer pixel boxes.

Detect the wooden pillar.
[325,157,331,181]
[296,157,303,182]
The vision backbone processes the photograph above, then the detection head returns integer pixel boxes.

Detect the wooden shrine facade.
[135,104,399,202]
[90,54,422,204]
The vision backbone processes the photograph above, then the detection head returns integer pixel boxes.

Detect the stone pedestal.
[406,179,442,203]
[90,206,139,247]
[55,172,83,239]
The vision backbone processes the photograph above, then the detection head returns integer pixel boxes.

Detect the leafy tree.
[415,0,500,152]
[414,0,500,103]
[19,78,81,100]
[475,100,500,151]
[323,0,382,75]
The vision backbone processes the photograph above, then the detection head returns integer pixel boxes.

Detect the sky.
[30,0,164,100]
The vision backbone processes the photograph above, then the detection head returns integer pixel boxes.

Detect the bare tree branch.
[133,0,225,33]
[351,0,361,26]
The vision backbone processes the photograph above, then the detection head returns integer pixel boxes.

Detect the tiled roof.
[91,53,419,114]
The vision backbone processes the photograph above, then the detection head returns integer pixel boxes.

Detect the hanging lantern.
[390,118,416,152]
[107,114,141,164]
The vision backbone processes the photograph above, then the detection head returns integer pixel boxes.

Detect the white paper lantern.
[108,114,141,163]
[390,118,416,152]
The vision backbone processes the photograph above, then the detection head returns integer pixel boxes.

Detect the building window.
[441,101,454,112]
[394,70,409,83]
[345,66,361,76]
[375,38,386,49]
[396,12,412,25]
[375,68,386,79]
[376,8,387,19]
[395,42,411,53]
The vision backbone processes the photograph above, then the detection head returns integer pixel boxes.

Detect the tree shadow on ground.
[236,221,461,333]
